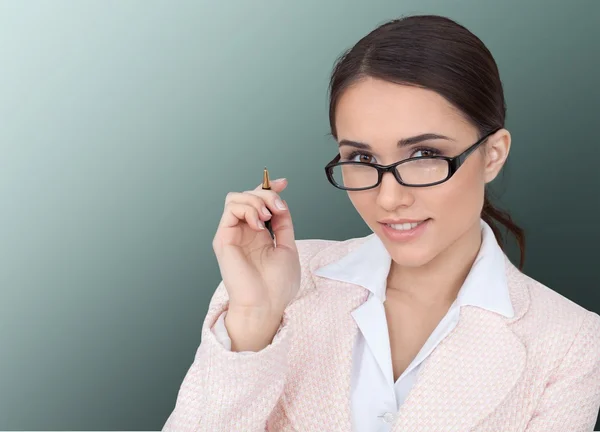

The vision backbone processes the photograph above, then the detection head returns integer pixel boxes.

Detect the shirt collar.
[313,219,514,318]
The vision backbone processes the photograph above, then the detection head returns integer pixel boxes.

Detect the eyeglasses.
[324,128,500,191]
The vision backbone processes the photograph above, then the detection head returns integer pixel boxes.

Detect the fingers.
[219,201,266,231]
[243,190,287,219]
[270,199,296,250]
[217,178,296,249]
[225,182,288,223]
[219,180,287,230]
[243,186,296,249]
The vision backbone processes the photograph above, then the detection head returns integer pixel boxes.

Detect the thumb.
[271,199,296,250]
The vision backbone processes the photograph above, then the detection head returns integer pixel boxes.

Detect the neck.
[385,221,482,308]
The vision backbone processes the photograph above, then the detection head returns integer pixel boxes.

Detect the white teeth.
[386,221,424,231]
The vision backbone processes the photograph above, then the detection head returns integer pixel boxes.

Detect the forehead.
[334,77,470,141]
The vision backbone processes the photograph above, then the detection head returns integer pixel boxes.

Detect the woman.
[163,15,600,431]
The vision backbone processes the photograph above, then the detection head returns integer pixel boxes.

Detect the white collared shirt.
[212,219,514,432]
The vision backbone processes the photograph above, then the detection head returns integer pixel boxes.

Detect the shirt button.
[381,412,396,423]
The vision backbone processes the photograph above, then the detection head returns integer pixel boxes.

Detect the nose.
[375,171,415,211]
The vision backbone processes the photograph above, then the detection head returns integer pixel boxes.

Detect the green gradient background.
[0,0,598,429]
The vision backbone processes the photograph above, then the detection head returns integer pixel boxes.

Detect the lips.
[378,218,431,242]
[384,220,428,231]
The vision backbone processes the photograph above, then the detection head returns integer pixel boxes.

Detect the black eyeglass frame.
[324,128,501,190]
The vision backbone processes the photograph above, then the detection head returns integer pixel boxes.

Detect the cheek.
[347,190,378,218]
[430,164,485,226]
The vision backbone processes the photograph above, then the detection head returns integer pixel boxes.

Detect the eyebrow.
[338,133,454,149]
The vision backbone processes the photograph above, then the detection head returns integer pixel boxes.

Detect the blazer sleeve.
[524,311,600,432]
[162,280,291,432]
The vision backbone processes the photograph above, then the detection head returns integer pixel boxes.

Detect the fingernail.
[261,206,271,216]
[257,220,265,229]
[275,198,286,210]
[273,178,287,182]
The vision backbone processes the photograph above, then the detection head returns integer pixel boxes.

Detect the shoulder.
[509,265,600,360]
[517,267,596,325]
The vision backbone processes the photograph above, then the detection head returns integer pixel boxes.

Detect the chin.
[378,236,437,268]
[390,248,436,268]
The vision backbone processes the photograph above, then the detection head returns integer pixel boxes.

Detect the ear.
[483,128,511,184]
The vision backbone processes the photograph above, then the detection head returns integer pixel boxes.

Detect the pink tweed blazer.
[163,236,600,431]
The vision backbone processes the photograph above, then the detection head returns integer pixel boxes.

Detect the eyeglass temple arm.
[453,129,499,170]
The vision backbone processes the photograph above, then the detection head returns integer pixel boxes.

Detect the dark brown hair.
[327,14,526,270]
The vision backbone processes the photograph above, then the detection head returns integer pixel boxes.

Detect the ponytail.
[481,192,526,270]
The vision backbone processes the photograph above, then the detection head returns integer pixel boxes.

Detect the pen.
[262,167,275,239]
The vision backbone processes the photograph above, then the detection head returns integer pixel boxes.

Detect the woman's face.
[333,77,510,268]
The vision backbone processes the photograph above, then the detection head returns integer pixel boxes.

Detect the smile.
[384,220,427,231]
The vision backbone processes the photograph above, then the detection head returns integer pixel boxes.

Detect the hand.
[212,178,301,318]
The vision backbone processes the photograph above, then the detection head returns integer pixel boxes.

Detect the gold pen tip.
[262,167,271,189]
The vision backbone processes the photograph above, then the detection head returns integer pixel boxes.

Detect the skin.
[334,77,511,379]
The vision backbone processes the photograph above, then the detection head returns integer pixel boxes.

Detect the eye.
[411,146,440,158]
[344,151,377,164]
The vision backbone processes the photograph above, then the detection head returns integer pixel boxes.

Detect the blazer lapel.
[313,284,526,432]
[297,239,530,431]
[391,257,529,431]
